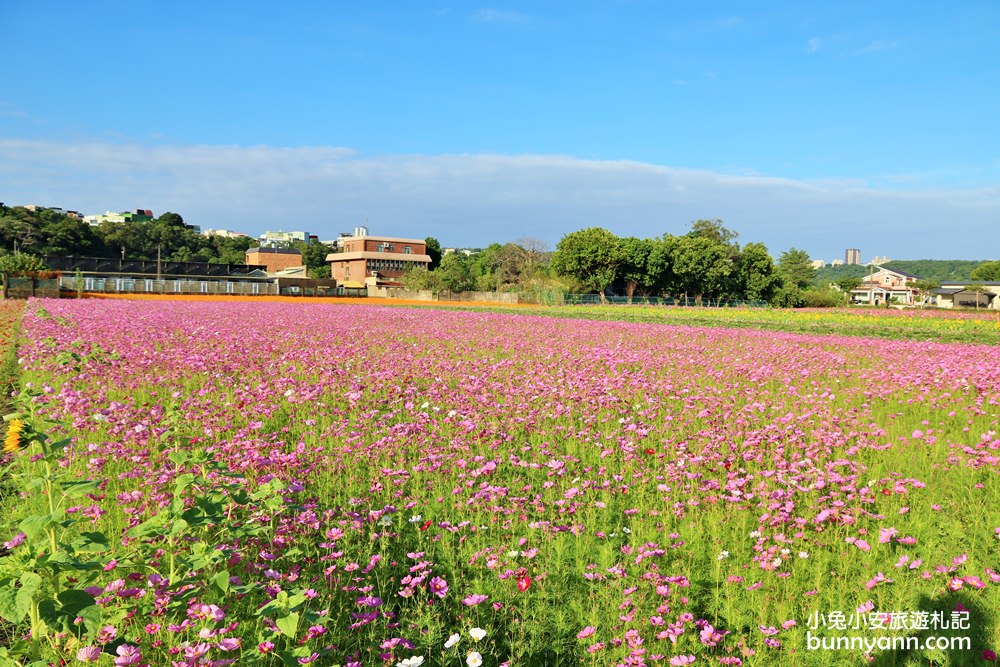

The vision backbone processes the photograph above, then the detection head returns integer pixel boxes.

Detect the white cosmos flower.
[469,627,486,641]
[444,633,460,649]
[466,652,483,667]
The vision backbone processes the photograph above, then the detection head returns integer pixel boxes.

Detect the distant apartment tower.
[845,248,861,265]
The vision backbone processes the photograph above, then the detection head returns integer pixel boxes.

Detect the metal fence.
[58,276,279,296]
[4,277,60,299]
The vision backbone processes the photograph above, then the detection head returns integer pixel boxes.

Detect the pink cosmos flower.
[429,576,449,599]
[3,532,26,549]
[699,624,724,647]
[577,626,596,639]
[669,655,695,666]
[113,644,142,666]
[76,647,101,663]
[462,594,488,606]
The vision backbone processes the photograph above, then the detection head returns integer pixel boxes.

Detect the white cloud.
[0,138,997,259]
[474,8,530,25]
[806,37,822,53]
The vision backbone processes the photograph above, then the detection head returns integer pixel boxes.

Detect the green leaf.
[275,611,299,638]
[167,451,188,467]
[38,599,62,630]
[57,589,97,615]
[211,569,230,595]
[12,572,42,624]
[173,473,196,496]
[59,480,100,498]
[78,604,102,635]
[71,531,109,554]
[125,511,167,538]
[169,518,190,537]
[18,514,52,540]
[41,438,73,457]
[0,580,25,623]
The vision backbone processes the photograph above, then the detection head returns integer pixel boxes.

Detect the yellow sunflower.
[3,418,24,453]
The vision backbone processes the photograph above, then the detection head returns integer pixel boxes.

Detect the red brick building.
[245,247,305,274]
[327,235,431,286]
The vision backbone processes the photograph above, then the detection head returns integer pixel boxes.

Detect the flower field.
[1,299,998,666]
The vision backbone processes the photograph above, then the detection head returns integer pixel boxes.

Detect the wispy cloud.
[474,8,530,25]
[806,37,822,53]
[857,39,901,54]
[0,138,996,259]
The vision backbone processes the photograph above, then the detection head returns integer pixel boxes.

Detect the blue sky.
[2,1,998,261]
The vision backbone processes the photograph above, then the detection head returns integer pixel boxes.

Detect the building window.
[405,246,411,254]
[378,244,384,252]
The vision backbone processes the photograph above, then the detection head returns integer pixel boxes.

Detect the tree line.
[0,205,336,278]
[548,220,826,305]
[407,220,825,306]
[410,220,999,305]
[6,204,995,302]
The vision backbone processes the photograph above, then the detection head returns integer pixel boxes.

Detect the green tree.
[971,260,1000,281]
[0,251,48,275]
[671,235,734,303]
[437,253,476,292]
[836,276,863,293]
[472,243,503,291]
[776,248,815,290]
[97,219,143,259]
[37,215,104,256]
[291,241,333,279]
[911,279,939,308]
[772,248,816,307]
[550,227,623,300]
[425,237,442,270]
[205,235,256,264]
[735,242,779,303]
[618,237,656,303]
[646,235,678,298]
[0,208,41,252]
[401,265,444,291]
[689,218,738,246]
